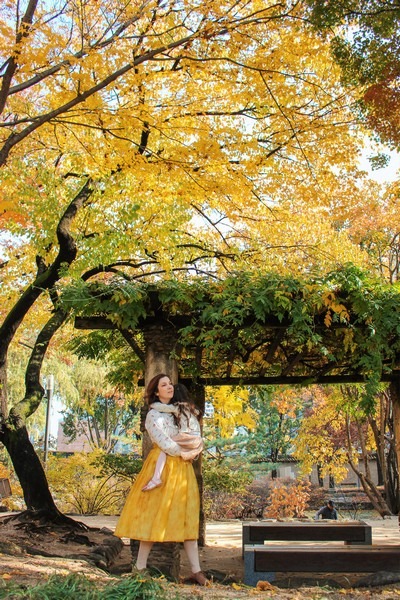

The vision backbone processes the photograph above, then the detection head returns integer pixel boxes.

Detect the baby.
[142,396,203,492]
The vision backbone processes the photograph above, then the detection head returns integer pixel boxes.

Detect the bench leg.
[345,530,372,546]
[244,548,276,586]
[242,526,249,557]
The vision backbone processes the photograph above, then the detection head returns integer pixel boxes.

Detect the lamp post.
[44,374,54,464]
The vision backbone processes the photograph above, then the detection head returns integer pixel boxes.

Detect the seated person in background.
[315,500,338,520]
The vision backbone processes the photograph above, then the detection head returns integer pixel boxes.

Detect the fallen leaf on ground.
[256,580,276,591]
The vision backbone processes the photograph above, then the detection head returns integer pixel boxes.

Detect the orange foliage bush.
[264,478,311,519]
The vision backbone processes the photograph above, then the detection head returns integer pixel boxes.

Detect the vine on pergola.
[61,263,400,409]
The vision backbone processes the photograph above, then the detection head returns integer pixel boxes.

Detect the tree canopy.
[0,0,399,514]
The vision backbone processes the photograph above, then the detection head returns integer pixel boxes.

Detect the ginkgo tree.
[203,386,256,459]
[0,0,387,517]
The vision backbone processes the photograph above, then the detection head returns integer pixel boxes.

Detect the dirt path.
[1,513,399,599]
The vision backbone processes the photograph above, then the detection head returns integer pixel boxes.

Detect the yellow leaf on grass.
[2,573,12,580]
[232,582,242,590]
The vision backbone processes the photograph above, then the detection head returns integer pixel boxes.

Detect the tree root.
[3,509,88,530]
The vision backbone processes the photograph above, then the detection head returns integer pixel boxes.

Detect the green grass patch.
[0,573,176,600]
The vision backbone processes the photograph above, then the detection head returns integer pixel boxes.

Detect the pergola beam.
[133,372,400,387]
[74,318,400,385]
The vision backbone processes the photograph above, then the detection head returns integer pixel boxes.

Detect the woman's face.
[156,376,174,404]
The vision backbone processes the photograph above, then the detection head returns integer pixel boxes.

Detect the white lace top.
[145,402,201,456]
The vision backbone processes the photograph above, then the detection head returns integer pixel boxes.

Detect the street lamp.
[43,374,54,464]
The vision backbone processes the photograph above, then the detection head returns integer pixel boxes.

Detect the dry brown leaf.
[256,580,276,591]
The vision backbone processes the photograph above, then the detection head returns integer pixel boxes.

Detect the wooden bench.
[242,520,372,554]
[244,544,400,586]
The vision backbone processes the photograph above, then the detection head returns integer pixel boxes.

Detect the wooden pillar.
[143,322,179,386]
[187,381,206,546]
[133,321,181,579]
[141,322,179,457]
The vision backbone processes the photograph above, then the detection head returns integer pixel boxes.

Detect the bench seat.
[244,544,400,586]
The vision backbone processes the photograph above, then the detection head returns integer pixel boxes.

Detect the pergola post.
[186,380,206,546]
[131,321,180,580]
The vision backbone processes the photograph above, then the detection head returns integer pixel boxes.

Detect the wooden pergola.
[72,275,400,578]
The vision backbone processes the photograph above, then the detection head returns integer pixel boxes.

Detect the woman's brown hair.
[145,373,170,406]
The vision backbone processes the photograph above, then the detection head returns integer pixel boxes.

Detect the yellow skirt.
[114,446,200,542]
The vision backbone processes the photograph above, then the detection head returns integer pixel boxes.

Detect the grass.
[0,573,178,600]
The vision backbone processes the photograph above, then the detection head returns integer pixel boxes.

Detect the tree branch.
[0,32,202,166]
[0,0,38,114]
[8,309,69,425]
[4,6,152,98]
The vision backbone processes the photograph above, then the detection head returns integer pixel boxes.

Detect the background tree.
[306,0,400,149]
[61,359,139,453]
[246,386,303,478]
[294,385,394,515]
[341,385,399,514]
[203,386,256,461]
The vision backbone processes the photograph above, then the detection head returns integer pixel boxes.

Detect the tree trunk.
[317,464,324,487]
[345,415,392,517]
[389,381,400,516]
[369,390,399,513]
[0,181,93,515]
[0,423,59,515]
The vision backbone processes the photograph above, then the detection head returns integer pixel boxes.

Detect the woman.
[142,382,203,491]
[114,374,208,586]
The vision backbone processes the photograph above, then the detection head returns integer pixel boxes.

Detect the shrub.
[264,478,311,518]
[307,482,329,510]
[203,459,252,493]
[46,450,133,515]
[204,488,267,520]
[91,452,142,481]
[0,456,24,511]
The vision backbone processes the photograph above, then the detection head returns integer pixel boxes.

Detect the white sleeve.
[145,410,181,456]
